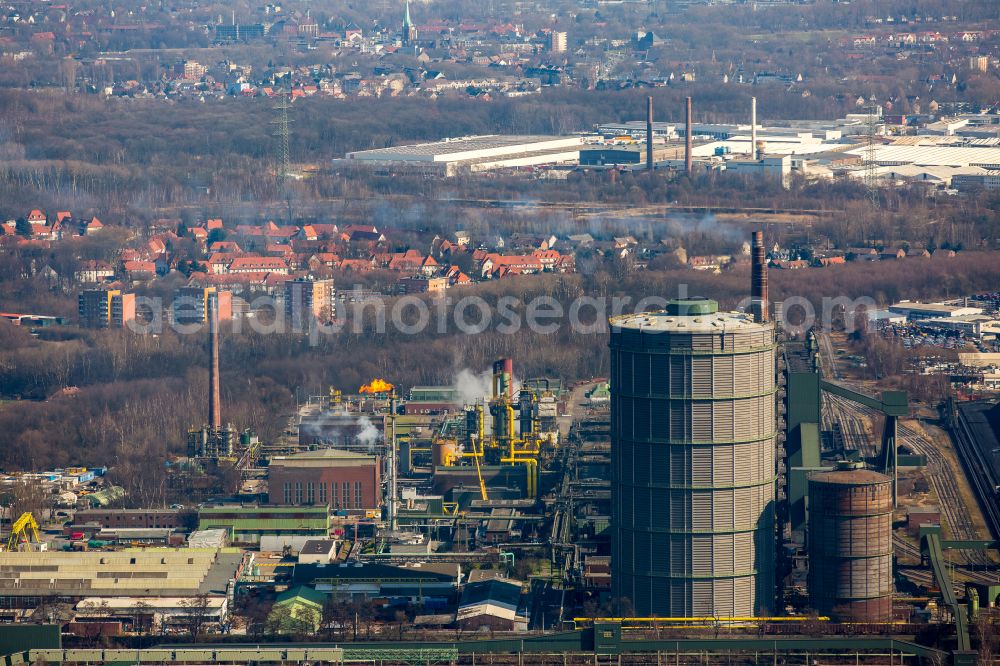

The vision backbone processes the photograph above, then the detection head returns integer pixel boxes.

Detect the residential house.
[817,256,847,267]
[82,217,104,235]
[339,259,373,272]
[531,249,562,269]
[123,260,157,280]
[341,225,385,243]
[209,241,243,253]
[307,253,341,272]
[772,259,810,270]
[228,256,290,275]
[26,209,47,229]
[480,254,544,278]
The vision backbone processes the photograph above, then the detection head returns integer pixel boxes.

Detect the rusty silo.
[807,463,893,622]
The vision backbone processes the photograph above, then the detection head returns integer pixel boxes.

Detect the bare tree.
[179,594,214,640]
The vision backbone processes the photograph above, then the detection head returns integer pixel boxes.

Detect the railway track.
[830,396,990,566]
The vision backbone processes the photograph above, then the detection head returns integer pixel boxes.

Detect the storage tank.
[807,464,893,622]
[609,298,777,616]
[432,439,458,468]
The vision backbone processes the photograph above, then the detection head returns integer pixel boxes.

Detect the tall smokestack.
[646,96,654,172]
[208,291,221,429]
[751,231,769,324]
[751,97,757,160]
[685,96,693,174]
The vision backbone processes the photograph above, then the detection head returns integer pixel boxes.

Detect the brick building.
[72,509,184,530]
[267,449,381,511]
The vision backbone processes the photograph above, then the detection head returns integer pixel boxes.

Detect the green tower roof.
[664,298,718,316]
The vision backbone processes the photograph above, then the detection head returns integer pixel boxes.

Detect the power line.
[271,93,294,223]
[272,94,292,182]
[864,103,880,209]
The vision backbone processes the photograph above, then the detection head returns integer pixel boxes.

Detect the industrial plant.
[1,231,999,663]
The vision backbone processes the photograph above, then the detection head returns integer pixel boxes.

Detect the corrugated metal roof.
[846,144,1000,167]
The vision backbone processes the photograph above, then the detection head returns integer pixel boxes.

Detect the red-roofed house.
[209,241,242,253]
[531,249,561,269]
[27,209,47,228]
[339,258,374,272]
[480,254,544,278]
[419,255,439,276]
[83,217,104,235]
[310,224,340,239]
[308,253,341,271]
[75,260,115,283]
[147,238,167,256]
[388,250,427,273]
[341,225,385,243]
[817,256,846,267]
[555,256,576,273]
[266,243,295,257]
[228,256,289,275]
[447,266,472,286]
[123,260,157,280]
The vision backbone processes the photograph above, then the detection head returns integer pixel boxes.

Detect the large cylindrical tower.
[609,298,777,616]
[807,464,893,622]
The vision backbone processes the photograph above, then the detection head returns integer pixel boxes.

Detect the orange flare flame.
[359,379,394,394]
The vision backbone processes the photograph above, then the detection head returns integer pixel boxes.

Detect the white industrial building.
[844,144,1000,169]
[889,301,984,320]
[722,155,793,187]
[338,135,583,176]
[915,315,1000,340]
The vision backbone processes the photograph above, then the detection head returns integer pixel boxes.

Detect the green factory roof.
[199,519,329,533]
[276,585,326,609]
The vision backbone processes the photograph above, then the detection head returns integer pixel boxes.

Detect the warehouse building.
[292,561,460,606]
[198,505,330,544]
[456,578,528,632]
[267,449,381,511]
[72,508,184,530]
[75,596,230,634]
[0,549,244,609]
[915,314,1000,340]
[889,301,984,320]
[338,135,583,176]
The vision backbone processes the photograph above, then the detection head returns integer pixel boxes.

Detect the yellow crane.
[5,512,41,552]
[472,436,489,502]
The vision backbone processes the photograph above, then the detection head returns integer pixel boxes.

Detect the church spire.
[402,0,417,46]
